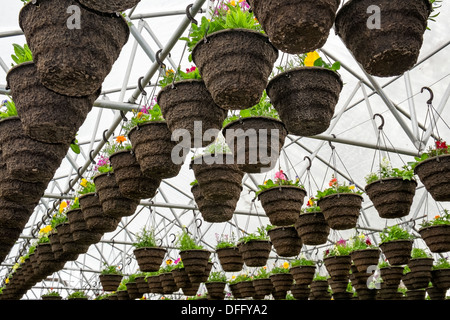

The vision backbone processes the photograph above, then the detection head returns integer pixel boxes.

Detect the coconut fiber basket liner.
[215,246,244,272]
[192,28,278,110]
[78,0,141,14]
[267,226,302,257]
[239,240,272,267]
[128,121,184,180]
[0,116,68,184]
[247,0,340,54]
[66,208,103,246]
[19,0,130,97]
[6,62,100,145]
[379,239,413,266]
[414,154,450,202]
[258,185,307,226]
[317,193,363,230]
[99,274,123,292]
[133,247,167,272]
[78,192,120,233]
[109,149,161,200]
[191,183,238,223]
[295,211,330,245]
[222,116,288,174]
[190,152,244,202]
[266,67,343,137]
[418,224,450,253]
[334,0,431,77]
[157,79,227,148]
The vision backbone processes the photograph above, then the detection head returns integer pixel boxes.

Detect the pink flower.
[274,170,287,181]
[337,239,346,246]
[365,238,372,246]
[174,258,181,265]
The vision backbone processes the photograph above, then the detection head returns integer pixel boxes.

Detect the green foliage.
[315,175,363,201]
[0,98,18,119]
[101,264,122,276]
[420,209,450,228]
[133,227,158,248]
[411,248,431,259]
[229,273,251,284]
[256,169,302,196]
[215,233,237,249]
[222,91,279,127]
[408,139,449,170]
[238,226,269,244]
[290,257,315,267]
[252,267,270,279]
[432,258,450,270]
[122,104,164,135]
[78,178,96,195]
[270,264,291,274]
[11,43,32,66]
[313,274,328,281]
[379,225,414,244]
[275,52,340,74]
[378,260,391,269]
[365,158,414,184]
[176,228,203,251]
[207,271,227,282]
[158,66,201,88]
[324,239,353,258]
[41,290,61,297]
[346,233,377,253]
[67,291,88,299]
[70,137,81,155]
[50,212,68,229]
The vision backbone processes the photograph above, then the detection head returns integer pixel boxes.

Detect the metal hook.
[304,156,312,171]
[196,218,203,229]
[185,4,198,25]
[120,110,128,122]
[373,113,385,131]
[89,150,96,164]
[169,233,176,244]
[102,129,109,143]
[421,86,434,105]
[138,76,147,97]
[328,134,336,150]
[155,49,166,69]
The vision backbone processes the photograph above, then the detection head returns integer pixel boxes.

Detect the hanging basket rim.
[317,192,364,203]
[257,185,306,199]
[413,154,450,173]
[364,176,418,190]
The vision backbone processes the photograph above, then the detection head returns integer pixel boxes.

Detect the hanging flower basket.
[317,193,363,230]
[379,239,413,266]
[295,211,330,245]
[258,186,307,227]
[135,275,150,295]
[192,29,278,110]
[93,172,139,219]
[171,267,191,290]
[67,208,103,246]
[431,268,450,290]
[78,0,141,14]
[215,246,244,272]
[109,150,161,200]
[426,286,446,300]
[55,222,87,258]
[405,257,434,290]
[133,247,167,272]
[179,249,211,278]
[350,248,380,273]
[236,280,256,299]
[267,226,302,257]
[99,274,123,292]
[309,279,331,300]
[0,116,68,184]
[6,61,99,145]
[291,283,310,300]
[414,154,450,202]
[0,198,34,232]
[157,79,227,148]
[147,274,164,294]
[335,0,431,77]
[238,239,272,267]
[270,273,293,299]
[205,281,226,300]
[289,265,316,286]
[247,0,340,54]
[365,177,417,219]
[379,266,404,287]
[323,255,352,282]
[419,225,450,253]
[251,278,273,299]
[79,192,120,234]
[222,116,288,174]
[159,272,179,295]
[191,153,244,202]
[128,121,184,179]
[182,282,201,297]
[191,183,238,223]
[266,67,343,137]
[19,0,130,97]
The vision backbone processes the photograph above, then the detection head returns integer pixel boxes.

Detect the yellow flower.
[40,225,52,235]
[358,234,365,239]
[264,180,268,185]
[230,0,236,6]
[231,275,236,279]
[80,178,88,187]
[116,135,126,144]
[304,51,320,67]
[59,201,68,213]
[349,185,355,190]
[166,259,173,265]
[5,278,9,284]
[283,262,290,269]
[137,112,143,119]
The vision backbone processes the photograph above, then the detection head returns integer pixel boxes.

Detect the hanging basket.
[267,226,302,257]
[414,154,450,202]
[323,255,352,281]
[19,0,130,97]
[0,116,68,184]
[215,246,244,272]
[266,67,343,137]
[179,249,211,277]
[135,275,150,295]
[379,266,404,287]
[289,265,316,286]
[191,153,244,202]
[0,198,34,231]
[133,247,167,272]
[205,281,226,300]
[99,274,123,292]
[191,183,238,223]
[238,239,272,267]
[128,121,184,179]
[147,274,164,294]
[78,192,120,234]
[109,150,161,200]
[270,273,293,298]
[431,268,450,290]
[157,79,228,148]
[55,222,87,258]
[247,0,340,54]
[171,267,191,289]
[78,0,141,14]
[6,62,99,145]
[159,272,179,295]
[334,0,431,77]
[309,280,331,300]
[317,193,363,230]
[93,172,140,219]
[291,284,310,300]
[67,208,103,246]
[251,278,273,299]
[379,239,413,265]
[222,117,288,174]
[294,211,330,245]
[418,225,450,253]
[258,186,307,226]
[404,257,434,290]
[365,177,417,219]
[350,248,380,273]
[192,28,278,110]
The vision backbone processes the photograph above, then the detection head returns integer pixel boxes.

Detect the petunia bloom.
[116,136,126,144]
[274,170,287,181]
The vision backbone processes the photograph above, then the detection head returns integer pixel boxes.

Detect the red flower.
[436,140,448,150]
[365,238,372,246]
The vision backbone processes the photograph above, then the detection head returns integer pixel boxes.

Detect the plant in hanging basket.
[182,1,279,110]
[334,0,433,77]
[176,228,211,279]
[379,225,415,266]
[409,139,450,202]
[126,105,185,180]
[269,262,294,299]
[348,233,380,273]
[230,274,256,299]
[251,267,274,299]
[157,67,227,148]
[66,205,103,246]
[214,233,243,272]
[316,176,364,230]
[266,225,302,257]
[109,136,161,200]
[191,180,238,223]
[267,52,343,137]
[431,258,450,291]
[205,271,227,300]
[19,0,130,97]
[41,289,62,301]
[295,199,330,245]
[77,0,141,14]
[378,261,404,289]
[238,227,272,267]
[190,145,244,202]
[99,264,123,292]
[403,248,434,290]
[256,170,307,226]
[132,227,166,272]
[309,274,331,300]
[67,290,88,301]
[289,257,316,286]
[222,92,287,174]
[323,239,353,281]
[418,209,450,253]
